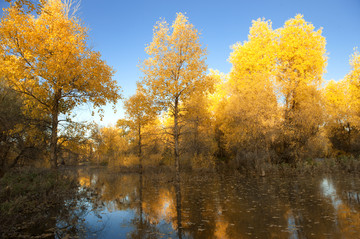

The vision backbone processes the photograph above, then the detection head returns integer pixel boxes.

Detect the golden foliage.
[0,0,121,167]
[224,18,278,155]
[141,12,210,169]
[324,79,351,125]
[347,50,360,124]
[0,0,120,116]
[141,13,207,109]
[275,15,327,161]
[94,126,128,165]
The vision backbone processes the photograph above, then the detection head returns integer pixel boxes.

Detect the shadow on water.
[47,167,360,238]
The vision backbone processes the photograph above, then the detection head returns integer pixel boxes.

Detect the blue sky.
[1,0,359,126]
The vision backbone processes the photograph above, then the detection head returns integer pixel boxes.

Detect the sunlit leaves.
[1,0,120,116]
[121,84,157,157]
[141,12,209,168]
[0,0,121,167]
[141,13,208,113]
[347,50,360,123]
[218,18,279,158]
[277,14,327,109]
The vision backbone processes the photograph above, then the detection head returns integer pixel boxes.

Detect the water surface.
[64,168,360,238]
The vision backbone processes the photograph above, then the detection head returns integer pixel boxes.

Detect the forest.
[1,0,359,175]
[1,0,360,238]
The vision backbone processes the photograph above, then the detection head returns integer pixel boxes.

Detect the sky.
[1,0,360,126]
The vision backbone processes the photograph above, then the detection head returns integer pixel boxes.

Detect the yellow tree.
[223,18,278,166]
[348,49,360,121]
[277,14,327,161]
[95,126,127,166]
[141,13,207,172]
[327,49,360,154]
[0,0,121,168]
[324,80,349,123]
[181,78,216,167]
[122,84,156,169]
[324,79,353,153]
[207,70,229,160]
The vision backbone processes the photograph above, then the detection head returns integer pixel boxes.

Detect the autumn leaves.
[1,0,359,170]
[0,0,120,168]
[221,15,328,164]
[129,12,358,168]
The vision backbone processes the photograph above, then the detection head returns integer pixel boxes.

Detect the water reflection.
[320,177,360,238]
[321,178,342,209]
[69,169,360,238]
[175,172,183,239]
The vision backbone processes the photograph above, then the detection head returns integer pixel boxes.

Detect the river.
[55,167,360,238]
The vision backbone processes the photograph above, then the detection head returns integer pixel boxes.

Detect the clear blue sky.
[1,0,359,126]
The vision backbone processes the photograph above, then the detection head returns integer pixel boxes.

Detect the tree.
[324,49,360,155]
[207,70,229,161]
[324,79,354,154]
[277,15,327,109]
[224,18,278,166]
[0,0,121,168]
[181,78,216,167]
[348,49,360,123]
[276,14,327,162]
[0,78,48,174]
[122,84,156,169]
[57,121,93,165]
[94,126,128,166]
[141,13,208,173]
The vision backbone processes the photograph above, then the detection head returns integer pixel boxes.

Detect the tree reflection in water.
[128,172,160,238]
[175,171,183,239]
[71,168,360,238]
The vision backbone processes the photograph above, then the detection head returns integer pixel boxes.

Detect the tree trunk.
[174,97,182,239]
[50,89,61,169]
[174,97,180,173]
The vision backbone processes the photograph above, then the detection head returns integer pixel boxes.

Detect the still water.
[62,168,360,238]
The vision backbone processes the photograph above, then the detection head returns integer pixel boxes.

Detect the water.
[60,168,360,238]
